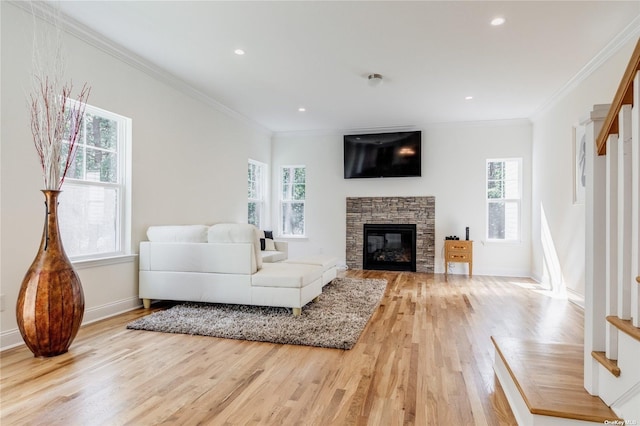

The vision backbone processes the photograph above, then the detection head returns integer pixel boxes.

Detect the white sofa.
[139,223,337,315]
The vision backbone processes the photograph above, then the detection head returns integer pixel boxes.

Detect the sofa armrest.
[274,241,288,257]
[140,241,151,270]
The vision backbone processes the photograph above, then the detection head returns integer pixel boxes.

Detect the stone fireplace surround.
[346,196,435,273]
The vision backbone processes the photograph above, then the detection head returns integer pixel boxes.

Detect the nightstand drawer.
[447,242,471,252]
[447,252,470,262]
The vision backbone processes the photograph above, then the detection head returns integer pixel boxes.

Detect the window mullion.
[65,179,120,189]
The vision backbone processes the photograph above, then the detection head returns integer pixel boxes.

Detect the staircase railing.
[584,37,640,418]
[596,38,640,155]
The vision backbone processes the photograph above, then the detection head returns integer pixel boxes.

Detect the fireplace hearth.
[364,224,416,272]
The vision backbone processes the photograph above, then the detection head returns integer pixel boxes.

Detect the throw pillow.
[260,238,266,250]
[263,230,274,239]
[264,238,276,251]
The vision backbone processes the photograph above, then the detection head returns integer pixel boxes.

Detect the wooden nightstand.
[445,240,473,277]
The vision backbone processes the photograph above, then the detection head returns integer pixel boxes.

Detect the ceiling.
[52,1,640,133]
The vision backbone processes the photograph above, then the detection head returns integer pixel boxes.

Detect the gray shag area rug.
[126,277,387,350]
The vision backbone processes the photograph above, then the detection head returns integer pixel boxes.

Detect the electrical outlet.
[0,294,5,312]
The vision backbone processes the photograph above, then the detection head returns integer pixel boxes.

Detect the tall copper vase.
[16,190,85,357]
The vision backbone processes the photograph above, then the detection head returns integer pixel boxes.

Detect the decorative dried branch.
[28,1,91,190]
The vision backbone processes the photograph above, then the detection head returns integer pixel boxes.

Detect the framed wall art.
[572,124,586,204]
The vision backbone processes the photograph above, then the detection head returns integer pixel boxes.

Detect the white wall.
[0,3,271,348]
[272,120,532,276]
[531,37,637,300]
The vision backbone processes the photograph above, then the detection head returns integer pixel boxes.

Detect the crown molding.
[274,125,419,139]
[425,118,531,129]
[11,1,273,137]
[273,118,531,139]
[530,15,640,122]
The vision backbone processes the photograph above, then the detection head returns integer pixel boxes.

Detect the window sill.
[277,235,308,241]
[72,254,138,270]
[484,239,522,246]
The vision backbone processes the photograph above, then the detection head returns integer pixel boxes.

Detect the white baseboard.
[82,296,142,325]
[529,274,585,308]
[611,380,640,423]
[1,296,142,352]
[433,268,533,277]
[529,271,543,284]
[566,288,585,309]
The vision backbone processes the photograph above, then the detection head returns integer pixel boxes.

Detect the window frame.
[279,165,306,238]
[486,158,522,243]
[248,159,267,229]
[59,100,132,263]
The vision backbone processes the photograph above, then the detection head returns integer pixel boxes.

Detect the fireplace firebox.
[363,224,417,272]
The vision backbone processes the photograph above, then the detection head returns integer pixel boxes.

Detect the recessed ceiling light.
[234,49,245,55]
[298,107,306,112]
[465,96,474,101]
[491,17,506,26]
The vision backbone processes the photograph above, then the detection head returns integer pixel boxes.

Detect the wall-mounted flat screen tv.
[344,130,421,179]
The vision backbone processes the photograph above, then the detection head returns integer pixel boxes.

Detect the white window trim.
[486,158,522,243]
[279,165,306,237]
[63,101,132,264]
[73,254,137,270]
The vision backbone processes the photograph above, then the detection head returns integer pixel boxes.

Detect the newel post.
[583,104,608,395]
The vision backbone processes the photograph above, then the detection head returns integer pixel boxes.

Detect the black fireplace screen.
[363,224,417,272]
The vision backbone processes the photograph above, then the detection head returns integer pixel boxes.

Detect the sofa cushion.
[251,263,322,288]
[261,250,287,263]
[286,255,338,270]
[208,223,263,270]
[147,225,209,243]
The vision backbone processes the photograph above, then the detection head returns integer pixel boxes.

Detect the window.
[58,102,131,261]
[280,166,306,236]
[248,159,266,228]
[486,158,521,241]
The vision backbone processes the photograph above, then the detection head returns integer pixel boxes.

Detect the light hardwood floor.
[1,271,584,425]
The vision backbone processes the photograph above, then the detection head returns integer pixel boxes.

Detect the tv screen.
[344,131,421,179]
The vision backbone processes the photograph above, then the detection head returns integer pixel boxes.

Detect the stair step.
[492,336,621,423]
[591,351,621,377]
[606,316,640,342]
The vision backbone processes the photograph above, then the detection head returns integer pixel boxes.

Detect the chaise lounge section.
[139,223,336,315]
